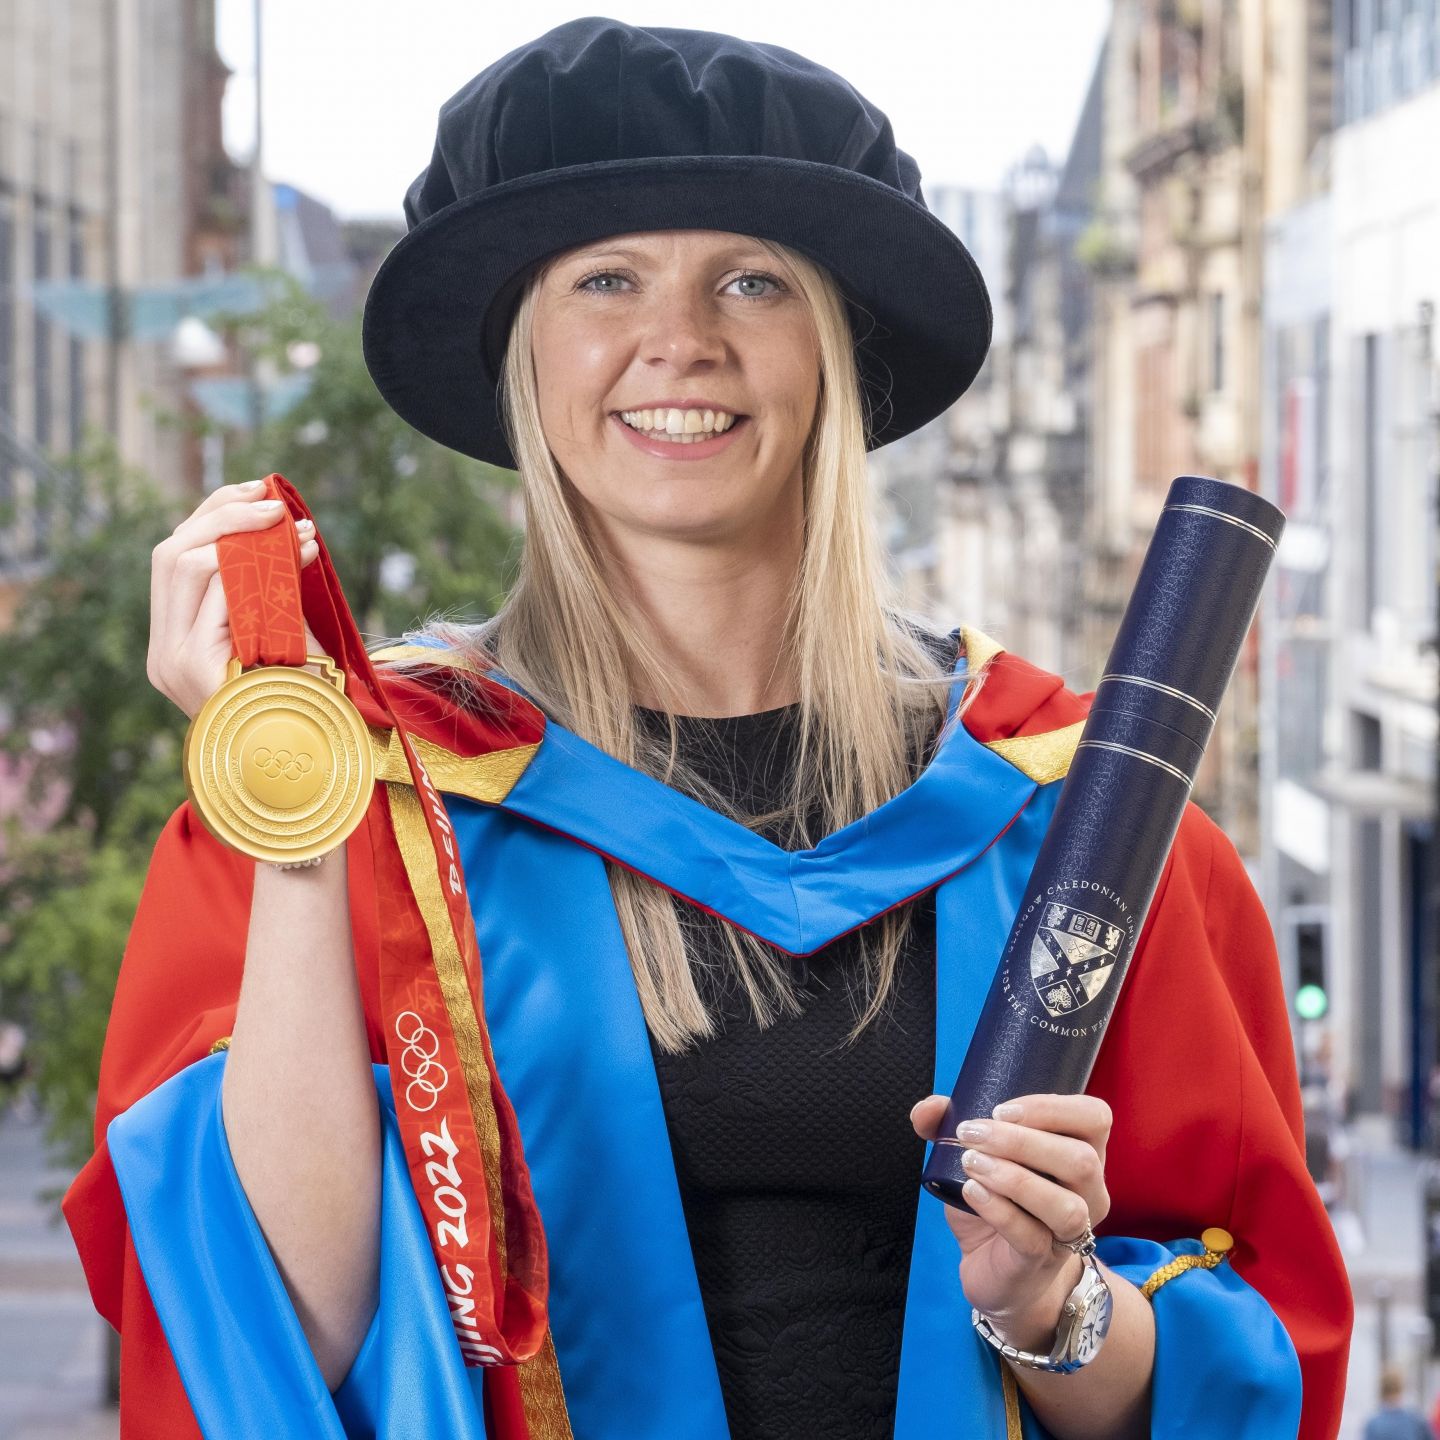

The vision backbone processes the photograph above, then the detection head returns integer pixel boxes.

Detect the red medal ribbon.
[215,486,308,667]
[214,474,548,1368]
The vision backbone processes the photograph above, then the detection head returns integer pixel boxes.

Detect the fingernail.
[961,1148,994,1174]
[296,518,314,531]
[993,1102,1024,1122]
[956,1120,990,1143]
[241,479,265,491]
[254,499,284,510]
[963,1178,992,1204]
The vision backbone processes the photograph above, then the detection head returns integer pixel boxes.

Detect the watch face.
[1074,1289,1114,1364]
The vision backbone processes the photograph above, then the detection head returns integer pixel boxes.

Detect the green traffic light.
[1295,983,1328,1021]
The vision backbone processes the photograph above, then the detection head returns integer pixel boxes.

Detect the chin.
[582,479,756,537]
[621,506,753,544]
[573,465,799,549]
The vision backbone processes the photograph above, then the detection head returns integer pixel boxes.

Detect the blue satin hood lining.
[464,645,1039,955]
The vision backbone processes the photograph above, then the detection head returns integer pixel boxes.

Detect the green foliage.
[0,826,151,1169]
[0,269,519,1169]
[1075,218,1136,280]
[221,269,520,638]
[0,438,185,844]
[0,441,188,1159]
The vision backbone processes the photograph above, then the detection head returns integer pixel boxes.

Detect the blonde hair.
[376,234,981,1053]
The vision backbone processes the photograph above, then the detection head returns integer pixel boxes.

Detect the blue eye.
[572,268,786,300]
[728,272,784,300]
[576,270,629,292]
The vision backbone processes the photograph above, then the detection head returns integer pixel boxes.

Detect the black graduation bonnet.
[361,16,993,469]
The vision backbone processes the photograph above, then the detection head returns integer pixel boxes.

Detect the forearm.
[996,1254,1154,1440]
[221,855,381,1390]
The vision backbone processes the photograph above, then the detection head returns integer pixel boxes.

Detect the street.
[0,1104,116,1440]
[1336,1138,1438,1438]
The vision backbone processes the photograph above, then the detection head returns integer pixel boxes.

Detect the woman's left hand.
[909,1092,1113,1346]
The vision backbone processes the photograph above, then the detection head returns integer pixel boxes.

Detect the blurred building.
[875,47,1105,686]
[877,0,1267,856]
[1087,0,1267,851]
[882,0,1440,1146]
[1006,60,1107,681]
[273,181,366,320]
[182,179,372,445]
[876,0,1414,898]
[0,0,245,627]
[1260,0,1439,1145]
[871,182,1010,638]
[1077,0,1142,687]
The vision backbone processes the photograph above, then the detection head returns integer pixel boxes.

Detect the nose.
[638,287,726,372]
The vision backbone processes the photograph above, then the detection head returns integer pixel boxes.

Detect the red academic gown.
[62,643,1353,1439]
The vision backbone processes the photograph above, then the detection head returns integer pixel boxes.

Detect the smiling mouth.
[614,408,747,443]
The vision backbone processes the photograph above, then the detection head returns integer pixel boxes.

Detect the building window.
[1313,313,1330,503]
[1338,0,1359,50]
[67,213,84,454]
[29,123,44,195]
[1361,331,1382,623]
[33,212,51,449]
[1396,322,1436,636]
[1354,711,1383,769]
[1355,815,1385,1114]
[33,211,51,552]
[1339,0,1439,116]
[1209,291,1225,392]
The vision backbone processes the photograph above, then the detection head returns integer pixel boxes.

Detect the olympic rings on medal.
[251,746,315,781]
[395,1010,449,1113]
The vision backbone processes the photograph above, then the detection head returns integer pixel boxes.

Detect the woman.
[63,17,1351,1440]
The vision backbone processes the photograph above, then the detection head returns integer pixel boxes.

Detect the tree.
[0,440,186,846]
[219,270,519,639]
[0,272,519,1167]
[0,438,189,1163]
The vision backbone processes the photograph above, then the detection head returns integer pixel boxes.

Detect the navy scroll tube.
[921,475,1284,1212]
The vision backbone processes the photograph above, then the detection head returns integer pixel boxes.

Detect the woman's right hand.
[148,479,323,721]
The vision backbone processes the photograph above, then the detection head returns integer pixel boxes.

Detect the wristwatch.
[971,1250,1113,1373]
[262,850,335,871]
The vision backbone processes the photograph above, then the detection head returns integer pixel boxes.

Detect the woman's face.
[530,229,819,553]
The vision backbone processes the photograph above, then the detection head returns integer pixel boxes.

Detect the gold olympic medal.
[183,653,375,865]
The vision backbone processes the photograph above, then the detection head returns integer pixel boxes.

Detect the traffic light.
[1294,919,1328,1021]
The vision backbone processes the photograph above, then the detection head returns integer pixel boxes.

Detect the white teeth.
[618,406,740,438]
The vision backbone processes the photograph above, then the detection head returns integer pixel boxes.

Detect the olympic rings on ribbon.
[395,1009,449,1113]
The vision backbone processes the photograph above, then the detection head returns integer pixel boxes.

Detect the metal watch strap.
[971,1250,1112,1374]
[263,850,334,871]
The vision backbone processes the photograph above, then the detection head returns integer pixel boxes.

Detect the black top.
[641,701,940,1440]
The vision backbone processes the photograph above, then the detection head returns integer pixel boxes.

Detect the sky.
[215,1,1111,222]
